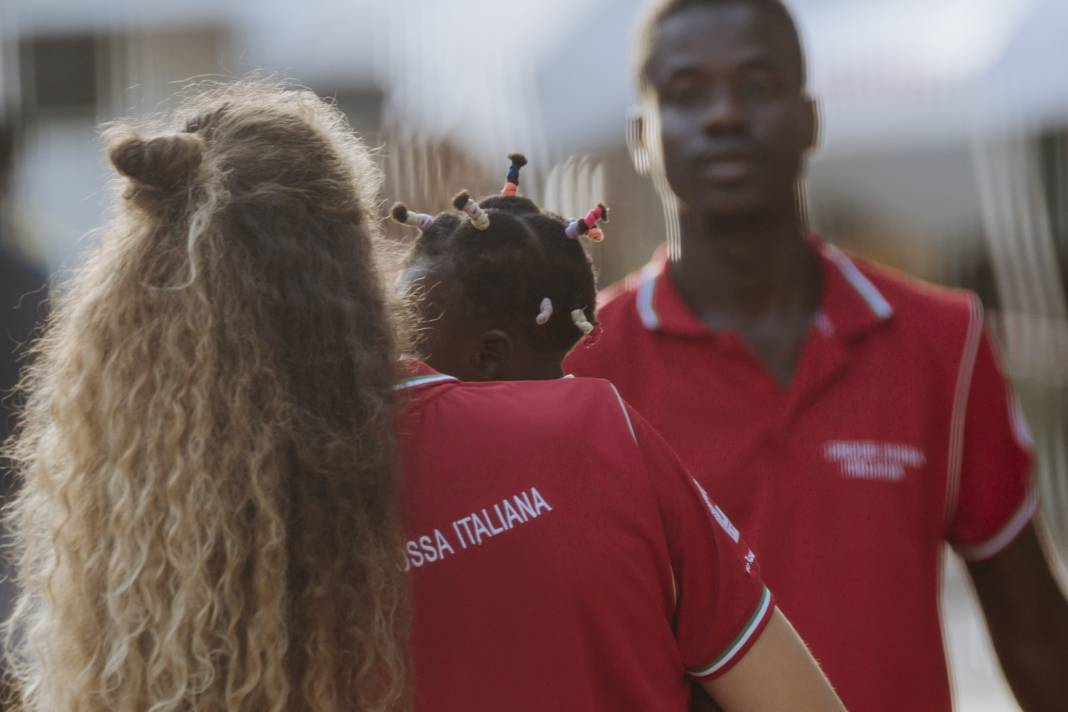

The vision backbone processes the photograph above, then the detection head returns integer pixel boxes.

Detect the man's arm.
[701,608,845,712]
[968,522,1068,712]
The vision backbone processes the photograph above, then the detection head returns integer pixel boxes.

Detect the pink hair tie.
[565,202,609,241]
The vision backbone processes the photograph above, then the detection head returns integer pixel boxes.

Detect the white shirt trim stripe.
[670,565,679,609]
[822,243,894,320]
[608,383,637,444]
[688,586,773,678]
[944,296,983,527]
[955,488,1039,561]
[636,263,662,331]
[1010,394,1035,450]
[393,374,458,391]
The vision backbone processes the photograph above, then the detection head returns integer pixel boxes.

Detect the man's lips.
[697,153,757,181]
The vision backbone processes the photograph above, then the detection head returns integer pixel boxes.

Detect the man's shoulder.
[851,252,979,330]
[565,268,653,377]
[596,269,645,320]
[591,258,667,341]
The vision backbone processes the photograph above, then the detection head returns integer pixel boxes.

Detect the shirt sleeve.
[630,405,774,681]
[947,325,1037,561]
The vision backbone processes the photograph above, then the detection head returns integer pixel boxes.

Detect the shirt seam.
[944,295,984,529]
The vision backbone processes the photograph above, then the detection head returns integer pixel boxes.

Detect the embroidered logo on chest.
[822,440,926,482]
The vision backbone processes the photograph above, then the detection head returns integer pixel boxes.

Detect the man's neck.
[669,208,822,330]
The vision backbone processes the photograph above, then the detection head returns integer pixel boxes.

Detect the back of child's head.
[394,154,606,369]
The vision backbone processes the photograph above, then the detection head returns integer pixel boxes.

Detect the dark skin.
[639,3,820,387]
[400,262,565,381]
[635,3,1068,710]
[968,524,1068,712]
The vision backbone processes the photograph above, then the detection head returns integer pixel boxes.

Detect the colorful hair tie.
[501,153,527,197]
[391,203,435,232]
[535,297,554,325]
[452,190,491,231]
[565,202,609,242]
[571,309,594,335]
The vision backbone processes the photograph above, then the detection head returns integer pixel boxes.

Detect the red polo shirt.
[398,363,772,711]
[564,241,1035,712]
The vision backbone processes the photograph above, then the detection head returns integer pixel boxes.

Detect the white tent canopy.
[4,0,1066,162]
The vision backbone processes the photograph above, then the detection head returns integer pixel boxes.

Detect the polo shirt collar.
[395,360,458,391]
[815,240,894,338]
[635,238,894,340]
[635,246,707,336]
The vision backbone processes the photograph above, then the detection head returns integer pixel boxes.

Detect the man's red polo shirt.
[398,363,772,711]
[564,241,1035,712]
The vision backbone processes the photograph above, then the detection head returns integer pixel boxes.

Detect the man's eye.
[665,82,700,104]
[736,75,779,99]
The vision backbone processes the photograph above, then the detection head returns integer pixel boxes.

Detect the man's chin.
[690,194,769,224]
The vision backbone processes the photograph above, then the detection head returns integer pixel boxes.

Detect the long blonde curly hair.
[3,80,408,711]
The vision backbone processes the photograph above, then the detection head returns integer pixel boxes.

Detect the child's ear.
[472,329,514,381]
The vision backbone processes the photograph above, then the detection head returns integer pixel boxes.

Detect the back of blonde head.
[3,80,408,711]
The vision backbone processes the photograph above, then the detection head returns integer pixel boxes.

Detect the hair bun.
[109,131,205,191]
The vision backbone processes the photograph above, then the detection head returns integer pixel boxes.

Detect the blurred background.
[1,0,1065,709]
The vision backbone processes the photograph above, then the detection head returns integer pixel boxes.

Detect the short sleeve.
[947,326,1036,560]
[630,406,774,681]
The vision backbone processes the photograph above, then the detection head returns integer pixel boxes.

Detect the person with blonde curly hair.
[2,80,408,712]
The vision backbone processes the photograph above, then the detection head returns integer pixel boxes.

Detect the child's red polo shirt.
[398,364,773,710]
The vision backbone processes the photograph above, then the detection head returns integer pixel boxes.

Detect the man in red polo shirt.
[397,363,844,711]
[564,1,1068,710]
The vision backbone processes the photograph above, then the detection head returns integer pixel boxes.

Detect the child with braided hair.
[392,155,844,711]
[393,154,604,381]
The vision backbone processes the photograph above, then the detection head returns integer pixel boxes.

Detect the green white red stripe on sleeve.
[687,586,774,680]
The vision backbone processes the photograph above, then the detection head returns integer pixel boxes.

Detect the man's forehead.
[646,3,799,80]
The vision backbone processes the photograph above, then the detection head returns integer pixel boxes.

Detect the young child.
[390,157,844,711]
[392,153,605,381]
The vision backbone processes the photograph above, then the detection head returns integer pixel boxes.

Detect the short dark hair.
[635,0,807,90]
[402,194,598,355]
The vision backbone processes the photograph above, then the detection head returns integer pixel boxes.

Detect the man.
[564,1,1068,710]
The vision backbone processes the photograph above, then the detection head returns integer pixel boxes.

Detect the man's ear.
[626,106,652,177]
[471,329,513,381]
[801,94,820,153]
